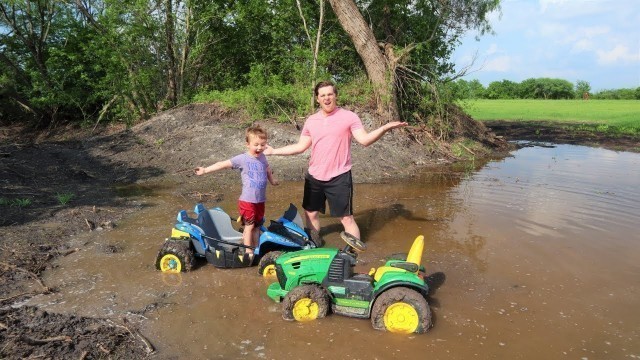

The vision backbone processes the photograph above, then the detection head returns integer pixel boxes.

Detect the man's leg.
[340,215,360,240]
[305,210,321,232]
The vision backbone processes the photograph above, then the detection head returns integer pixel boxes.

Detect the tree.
[574,80,591,99]
[0,0,123,126]
[326,0,500,124]
[468,79,486,99]
[485,80,518,99]
[327,0,399,122]
[517,78,573,99]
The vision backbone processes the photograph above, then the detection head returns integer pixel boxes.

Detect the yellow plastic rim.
[262,264,277,278]
[292,298,319,322]
[160,254,182,273]
[383,302,419,334]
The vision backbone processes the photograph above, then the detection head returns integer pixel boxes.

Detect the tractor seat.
[371,235,424,282]
[197,208,243,243]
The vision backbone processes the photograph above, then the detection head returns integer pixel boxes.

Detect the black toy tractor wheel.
[155,239,195,273]
[282,284,329,322]
[257,251,283,278]
[371,287,431,334]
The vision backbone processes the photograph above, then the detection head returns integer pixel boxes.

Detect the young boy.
[194,125,278,255]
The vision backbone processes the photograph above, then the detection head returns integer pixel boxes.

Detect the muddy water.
[28,143,640,359]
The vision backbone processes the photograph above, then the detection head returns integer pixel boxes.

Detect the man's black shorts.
[302,171,353,217]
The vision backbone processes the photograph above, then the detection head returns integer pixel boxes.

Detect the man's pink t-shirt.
[301,107,364,181]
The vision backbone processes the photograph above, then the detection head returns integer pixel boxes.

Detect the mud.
[1,103,636,358]
[484,119,640,152]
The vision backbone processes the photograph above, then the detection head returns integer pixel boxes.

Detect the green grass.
[56,192,75,205]
[460,99,640,136]
[4,198,33,207]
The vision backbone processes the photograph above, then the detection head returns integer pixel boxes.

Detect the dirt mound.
[0,306,151,359]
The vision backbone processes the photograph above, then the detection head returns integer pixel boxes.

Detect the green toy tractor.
[266,232,432,334]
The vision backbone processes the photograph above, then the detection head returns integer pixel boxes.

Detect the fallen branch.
[174,167,194,174]
[98,343,111,354]
[0,262,50,293]
[107,318,155,355]
[459,143,476,156]
[85,219,94,231]
[20,335,72,345]
[60,248,80,257]
[0,291,34,303]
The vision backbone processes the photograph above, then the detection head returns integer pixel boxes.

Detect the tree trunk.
[164,0,177,106]
[327,0,400,123]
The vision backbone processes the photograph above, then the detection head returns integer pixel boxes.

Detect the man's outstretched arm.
[352,121,408,147]
[264,135,312,156]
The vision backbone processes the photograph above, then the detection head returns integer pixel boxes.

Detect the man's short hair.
[314,81,337,97]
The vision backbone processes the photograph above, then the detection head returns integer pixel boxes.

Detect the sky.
[452,0,640,92]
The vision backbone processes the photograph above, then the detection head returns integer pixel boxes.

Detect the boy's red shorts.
[238,200,265,226]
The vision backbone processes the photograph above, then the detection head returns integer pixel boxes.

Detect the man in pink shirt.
[265,81,407,242]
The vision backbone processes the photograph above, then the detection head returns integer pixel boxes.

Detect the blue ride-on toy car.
[155,203,324,274]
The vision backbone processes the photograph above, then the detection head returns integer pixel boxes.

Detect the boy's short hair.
[314,80,337,97]
[246,125,267,142]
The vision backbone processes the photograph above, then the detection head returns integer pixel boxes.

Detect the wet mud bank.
[9,104,635,358]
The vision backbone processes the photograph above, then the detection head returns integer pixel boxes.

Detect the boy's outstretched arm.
[194,159,233,176]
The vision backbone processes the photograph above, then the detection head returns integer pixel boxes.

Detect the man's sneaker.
[340,231,366,252]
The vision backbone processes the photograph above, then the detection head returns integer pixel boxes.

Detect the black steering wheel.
[340,231,366,252]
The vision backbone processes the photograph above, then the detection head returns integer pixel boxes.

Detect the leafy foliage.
[0,0,501,133]
[449,78,636,100]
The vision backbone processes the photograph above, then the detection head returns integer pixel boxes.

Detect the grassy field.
[460,99,640,136]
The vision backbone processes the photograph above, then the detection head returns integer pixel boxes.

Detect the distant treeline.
[448,78,640,100]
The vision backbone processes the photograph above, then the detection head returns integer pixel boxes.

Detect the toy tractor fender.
[266,248,339,301]
[372,279,429,304]
[173,222,207,256]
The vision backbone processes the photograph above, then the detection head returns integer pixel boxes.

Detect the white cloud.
[539,0,564,13]
[483,56,513,72]
[538,0,605,18]
[597,45,640,65]
[571,39,593,53]
[485,43,500,56]
[454,0,640,90]
[538,22,568,38]
[562,26,610,46]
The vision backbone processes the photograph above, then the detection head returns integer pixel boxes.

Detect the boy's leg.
[251,226,260,248]
[239,200,264,255]
[242,223,255,254]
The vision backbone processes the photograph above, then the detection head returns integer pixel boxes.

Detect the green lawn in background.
[460,99,640,136]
